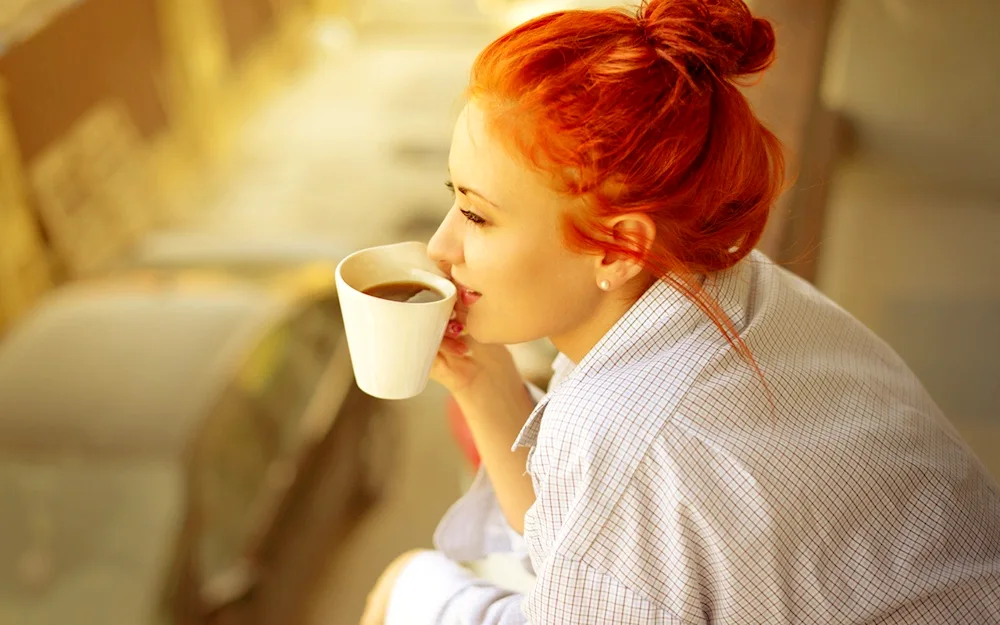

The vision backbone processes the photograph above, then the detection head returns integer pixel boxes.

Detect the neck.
[550,274,656,363]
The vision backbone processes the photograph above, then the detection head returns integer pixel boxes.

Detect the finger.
[359,603,376,625]
[359,594,385,625]
[440,336,471,356]
[450,299,468,325]
[445,320,465,339]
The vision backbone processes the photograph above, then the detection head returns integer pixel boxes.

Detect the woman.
[361,1,1000,623]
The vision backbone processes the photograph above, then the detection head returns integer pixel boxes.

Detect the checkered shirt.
[388,250,1000,624]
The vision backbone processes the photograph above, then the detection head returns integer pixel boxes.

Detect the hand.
[431,299,521,397]
[359,549,428,625]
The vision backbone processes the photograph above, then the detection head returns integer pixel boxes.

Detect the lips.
[452,278,482,306]
[460,289,482,306]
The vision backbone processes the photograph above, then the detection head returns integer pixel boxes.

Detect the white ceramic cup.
[335,241,457,399]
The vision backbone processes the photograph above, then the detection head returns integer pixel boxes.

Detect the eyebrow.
[446,180,501,209]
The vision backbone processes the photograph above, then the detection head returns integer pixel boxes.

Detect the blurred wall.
[818,0,1000,474]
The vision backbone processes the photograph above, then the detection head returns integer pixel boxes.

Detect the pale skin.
[360,101,656,623]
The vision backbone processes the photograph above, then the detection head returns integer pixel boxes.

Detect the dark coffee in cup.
[362,281,445,303]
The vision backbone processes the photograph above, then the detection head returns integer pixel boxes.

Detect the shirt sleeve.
[384,550,681,625]
[433,466,530,561]
[384,551,522,625]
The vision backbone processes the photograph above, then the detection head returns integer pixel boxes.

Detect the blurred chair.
[28,101,160,278]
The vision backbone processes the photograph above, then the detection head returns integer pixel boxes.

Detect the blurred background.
[0,0,996,624]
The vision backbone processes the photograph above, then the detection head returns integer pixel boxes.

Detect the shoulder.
[527,353,719,559]
[534,356,691,473]
[529,404,751,621]
[525,354,692,522]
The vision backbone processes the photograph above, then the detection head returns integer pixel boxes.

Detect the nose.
[427,207,465,272]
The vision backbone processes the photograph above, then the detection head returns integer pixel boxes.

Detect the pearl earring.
[599,280,611,291]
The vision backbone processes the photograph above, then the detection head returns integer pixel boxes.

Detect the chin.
[465,324,498,345]
[465,314,504,345]
[466,313,540,346]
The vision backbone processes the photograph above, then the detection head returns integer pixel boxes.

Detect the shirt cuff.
[384,550,477,625]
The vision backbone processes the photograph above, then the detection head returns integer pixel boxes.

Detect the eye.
[446,181,488,227]
[460,209,487,226]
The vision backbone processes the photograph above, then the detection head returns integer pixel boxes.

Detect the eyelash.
[461,209,486,226]
[445,181,487,227]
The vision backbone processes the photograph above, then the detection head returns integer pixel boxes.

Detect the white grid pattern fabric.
[414,250,1000,624]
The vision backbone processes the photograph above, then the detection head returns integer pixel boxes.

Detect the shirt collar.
[549,353,575,387]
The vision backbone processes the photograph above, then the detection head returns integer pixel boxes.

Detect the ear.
[593,212,656,288]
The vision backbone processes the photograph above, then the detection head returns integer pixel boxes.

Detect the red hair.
[467,0,784,365]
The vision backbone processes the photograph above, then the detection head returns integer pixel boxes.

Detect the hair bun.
[737,16,776,75]
[637,0,776,80]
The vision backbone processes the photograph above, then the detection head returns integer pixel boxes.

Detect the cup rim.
[335,246,457,307]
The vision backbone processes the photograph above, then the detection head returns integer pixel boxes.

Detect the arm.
[450,363,538,535]
[434,382,548,563]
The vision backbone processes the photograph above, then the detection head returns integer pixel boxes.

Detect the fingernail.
[447,321,464,337]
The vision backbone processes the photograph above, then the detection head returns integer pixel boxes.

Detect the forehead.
[449,103,509,181]
[448,102,557,207]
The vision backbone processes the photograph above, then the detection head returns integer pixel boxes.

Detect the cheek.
[463,231,595,341]
[464,230,541,297]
